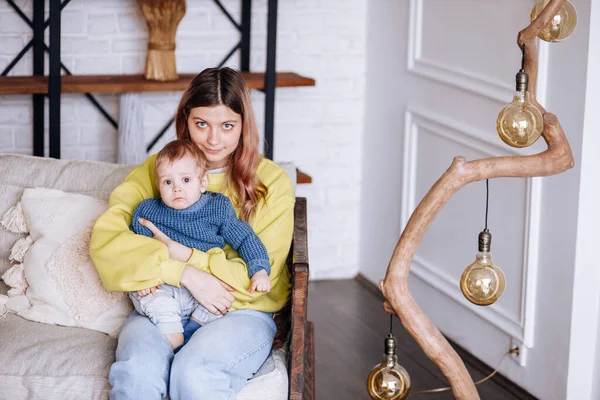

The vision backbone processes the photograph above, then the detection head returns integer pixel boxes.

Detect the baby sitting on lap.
[129,139,271,349]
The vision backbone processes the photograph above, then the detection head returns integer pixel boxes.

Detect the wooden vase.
[137,0,186,82]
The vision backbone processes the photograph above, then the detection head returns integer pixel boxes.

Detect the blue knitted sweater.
[130,192,270,277]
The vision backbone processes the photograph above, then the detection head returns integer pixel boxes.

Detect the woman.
[90,67,295,399]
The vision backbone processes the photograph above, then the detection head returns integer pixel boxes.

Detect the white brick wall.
[0,0,367,280]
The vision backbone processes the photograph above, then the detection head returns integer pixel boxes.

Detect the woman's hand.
[138,218,193,262]
[180,266,235,315]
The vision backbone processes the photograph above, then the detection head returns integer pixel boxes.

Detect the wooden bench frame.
[275,197,314,400]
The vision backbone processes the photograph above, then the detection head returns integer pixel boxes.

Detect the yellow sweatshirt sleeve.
[90,155,188,291]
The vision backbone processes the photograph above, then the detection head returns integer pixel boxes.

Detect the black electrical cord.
[485,179,489,230]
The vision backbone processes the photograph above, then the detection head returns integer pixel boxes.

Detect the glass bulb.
[530,0,577,42]
[367,335,411,400]
[496,90,543,148]
[460,251,506,306]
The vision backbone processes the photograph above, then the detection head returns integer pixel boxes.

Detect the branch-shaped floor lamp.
[368,1,577,398]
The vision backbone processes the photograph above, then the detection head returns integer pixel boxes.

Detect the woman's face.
[187,105,243,169]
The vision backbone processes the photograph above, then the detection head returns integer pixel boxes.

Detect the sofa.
[0,153,314,400]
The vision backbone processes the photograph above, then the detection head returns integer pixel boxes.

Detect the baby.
[129,139,271,349]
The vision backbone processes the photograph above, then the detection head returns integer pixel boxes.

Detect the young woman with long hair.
[90,67,295,399]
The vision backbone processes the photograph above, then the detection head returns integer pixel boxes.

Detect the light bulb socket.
[478,229,492,252]
[515,69,529,93]
[384,334,397,358]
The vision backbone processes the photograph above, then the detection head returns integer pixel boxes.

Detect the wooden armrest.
[292,197,308,268]
[272,197,308,350]
[288,197,314,400]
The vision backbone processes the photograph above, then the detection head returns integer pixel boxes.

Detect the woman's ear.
[200,173,209,193]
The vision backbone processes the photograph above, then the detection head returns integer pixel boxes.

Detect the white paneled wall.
[0,0,367,280]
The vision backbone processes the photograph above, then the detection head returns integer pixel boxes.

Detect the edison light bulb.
[460,229,506,306]
[496,69,543,148]
[530,0,577,42]
[367,334,411,400]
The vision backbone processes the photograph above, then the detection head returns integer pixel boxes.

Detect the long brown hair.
[175,67,266,221]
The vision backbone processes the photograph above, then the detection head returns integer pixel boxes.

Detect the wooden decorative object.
[137,0,186,82]
[379,1,574,398]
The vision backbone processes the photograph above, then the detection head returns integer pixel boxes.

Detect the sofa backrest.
[0,154,296,278]
[0,154,135,277]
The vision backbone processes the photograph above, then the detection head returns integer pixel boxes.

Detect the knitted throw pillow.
[0,188,132,337]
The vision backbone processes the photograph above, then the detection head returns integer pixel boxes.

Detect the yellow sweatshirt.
[90,155,294,312]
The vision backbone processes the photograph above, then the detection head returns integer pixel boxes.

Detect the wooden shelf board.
[0,72,315,95]
[296,168,312,184]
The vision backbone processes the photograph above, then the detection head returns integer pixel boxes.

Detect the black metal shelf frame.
[4,0,279,160]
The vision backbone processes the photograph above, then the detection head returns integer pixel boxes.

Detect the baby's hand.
[137,284,161,297]
[249,270,271,293]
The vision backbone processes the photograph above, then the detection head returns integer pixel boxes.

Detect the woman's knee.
[170,351,235,399]
[117,313,171,352]
[109,313,173,398]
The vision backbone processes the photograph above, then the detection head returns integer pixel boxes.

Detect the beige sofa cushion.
[2,188,133,336]
[0,313,116,399]
[0,154,134,276]
[0,312,288,399]
[0,153,293,399]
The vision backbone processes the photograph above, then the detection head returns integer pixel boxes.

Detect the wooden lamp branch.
[380,1,573,398]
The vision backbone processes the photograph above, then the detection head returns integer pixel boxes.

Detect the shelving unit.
[0,72,316,95]
[2,0,315,184]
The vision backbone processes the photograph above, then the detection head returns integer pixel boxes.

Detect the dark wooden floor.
[307,279,538,400]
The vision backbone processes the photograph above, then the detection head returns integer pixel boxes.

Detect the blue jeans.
[108,309,277,400]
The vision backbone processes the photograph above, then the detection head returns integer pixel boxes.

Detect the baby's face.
[156,154,208,210]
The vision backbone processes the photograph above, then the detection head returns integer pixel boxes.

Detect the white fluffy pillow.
[0,188,132,336]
